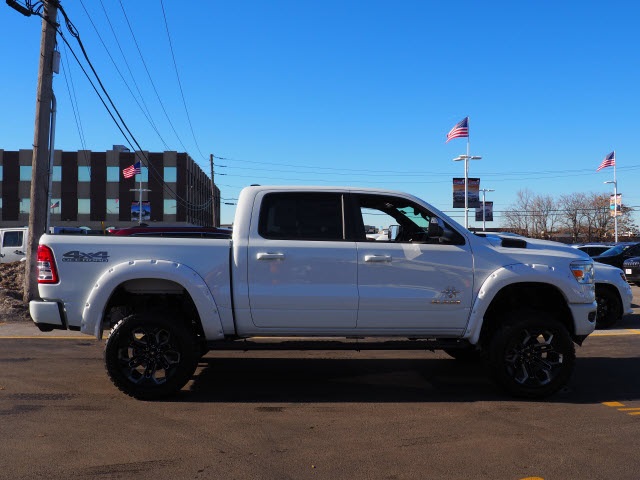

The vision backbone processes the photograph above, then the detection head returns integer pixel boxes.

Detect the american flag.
[50,201,59,209]
[596,151,615,171]
[446,117,469,143]
[122,161,141,179]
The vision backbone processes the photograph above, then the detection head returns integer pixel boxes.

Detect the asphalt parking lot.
[1,291,640,480]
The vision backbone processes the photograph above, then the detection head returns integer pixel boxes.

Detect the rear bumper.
[29,300,66,331]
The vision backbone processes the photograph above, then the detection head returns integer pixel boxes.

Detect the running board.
[206,337,471,352]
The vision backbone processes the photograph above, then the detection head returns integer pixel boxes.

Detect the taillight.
[37,245,59,284]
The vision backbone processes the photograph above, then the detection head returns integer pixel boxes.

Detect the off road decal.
[61,251,109,263]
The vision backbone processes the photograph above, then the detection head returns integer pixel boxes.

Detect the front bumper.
[29,300,66,331]
[569,301,598,337]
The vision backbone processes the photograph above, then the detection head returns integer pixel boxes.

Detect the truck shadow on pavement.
[181,354,640,404]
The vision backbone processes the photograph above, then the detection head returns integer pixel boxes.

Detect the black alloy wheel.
[488,312,575,399]
[105,313,199,400]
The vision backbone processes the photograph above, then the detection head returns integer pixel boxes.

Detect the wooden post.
[25,0,58,303]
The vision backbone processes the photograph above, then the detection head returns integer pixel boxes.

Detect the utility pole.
[25,0,58,303]
[210,153,216,227]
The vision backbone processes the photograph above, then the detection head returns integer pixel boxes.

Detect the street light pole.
[480,188,494,231]
[604,180,618,242]
[453,154,482,229]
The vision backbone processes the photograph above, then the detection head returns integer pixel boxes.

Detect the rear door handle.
[257,252,285,261]
[364,254,392,263]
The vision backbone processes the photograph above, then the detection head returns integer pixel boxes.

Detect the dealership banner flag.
[610,194,621,217]
[475,201,493,222]
[131,200,151,222]
[453,178,480,208]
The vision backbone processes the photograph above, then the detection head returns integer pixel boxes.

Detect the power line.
[116,0,203,169]
[49,3,215,210]
[159,0,207,164]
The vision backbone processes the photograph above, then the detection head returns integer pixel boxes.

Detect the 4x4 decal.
[61,250,109,263]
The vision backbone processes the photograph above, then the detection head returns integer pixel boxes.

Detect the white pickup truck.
[30,185,599,400]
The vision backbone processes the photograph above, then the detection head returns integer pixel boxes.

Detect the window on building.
[107,166,120,182]
[19,166,31,181]
[78,167,91,182]
[106,198,119,214]
[135,167,148,183]
[20,198,30,214]
[52,166,61,182]
[78,198,91,214]
[0,165,3,181]
[164,167,177,182]
[164,199,177,214]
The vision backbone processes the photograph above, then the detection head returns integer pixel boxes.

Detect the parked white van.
[0,227,27,263]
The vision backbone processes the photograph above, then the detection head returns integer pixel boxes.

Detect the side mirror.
[388,225,400,240]
[428,217,445,238]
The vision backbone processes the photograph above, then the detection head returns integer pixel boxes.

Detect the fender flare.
[81,259,225,341]
[464,263,585,344]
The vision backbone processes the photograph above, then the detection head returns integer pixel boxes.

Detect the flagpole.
[138,168,143,226]
[613,151,618,242]
[465,120,470,229]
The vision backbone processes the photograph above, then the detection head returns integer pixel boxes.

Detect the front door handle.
[364,254,392,263]
[257,252,285,261]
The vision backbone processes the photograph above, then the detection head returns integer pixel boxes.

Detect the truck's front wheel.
[488,311,575,399]
[105,313,199,400]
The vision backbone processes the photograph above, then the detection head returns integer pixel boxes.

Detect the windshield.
[599,245,626,257]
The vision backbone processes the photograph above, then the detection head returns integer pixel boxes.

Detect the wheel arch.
[477,282,573,347]
[464,264,584,346]
[594,282,623,329]
[81,259,224,341]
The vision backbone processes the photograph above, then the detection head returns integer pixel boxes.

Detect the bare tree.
[530,194,560,239]
[502,189,535,235]
[503,190,561,239]
[615,206,640,239]
[582,193,610,241]
[501,189,638,242]
[558,193,588,242]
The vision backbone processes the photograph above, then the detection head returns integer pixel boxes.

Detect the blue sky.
[2,1,638,226]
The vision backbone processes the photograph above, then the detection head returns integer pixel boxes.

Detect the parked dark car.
[622,256,640,285]
[572,243,615,257]
[592,242,640,269]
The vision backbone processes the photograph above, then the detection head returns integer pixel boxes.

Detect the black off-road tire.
[595,286,621,329]
[487,311,575,399]
[105,313,199,400]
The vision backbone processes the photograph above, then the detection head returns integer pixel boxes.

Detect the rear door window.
[258,193,344,241]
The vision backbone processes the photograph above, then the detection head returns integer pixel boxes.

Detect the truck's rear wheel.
[488,311,575,399]
[105,313,199,400]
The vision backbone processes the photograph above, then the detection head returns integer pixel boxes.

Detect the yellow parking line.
[603,401,625,407]
[591,329,640,336]
[618,408,640,412]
